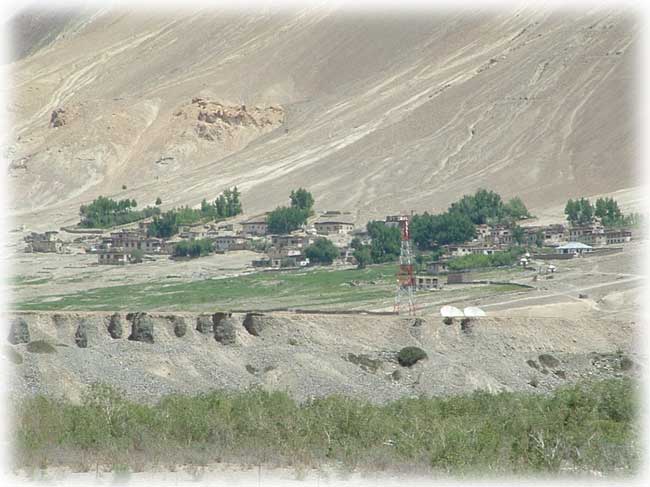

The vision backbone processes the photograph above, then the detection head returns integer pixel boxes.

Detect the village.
[21,187,637,296]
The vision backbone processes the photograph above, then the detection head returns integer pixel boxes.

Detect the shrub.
[267,206,309,234]
[443,317,453,325]
[305,238,339,265]
[26,340,57,354]
[397,346,428,367]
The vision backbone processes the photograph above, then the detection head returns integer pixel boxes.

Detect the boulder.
[75,320,88,348]
[213,312,237,345]
[196,314,213,334]
[8,317,30,345]
[127,312,154,344]
[107,313,123,339]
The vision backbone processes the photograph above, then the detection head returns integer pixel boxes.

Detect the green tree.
[565,199,579,224]
[155,197,162,206]
[595,197,623,226]
[350,237,363,250]
[267,206,309,234]
[504,197,530,220]
[367,221,401,263]
[305,238,339,265]
[512,225,525,246]
[290,188,315,214]
[353,246,372,269]
[449,188,504,224]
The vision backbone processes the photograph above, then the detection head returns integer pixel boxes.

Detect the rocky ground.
[4,308,641,405]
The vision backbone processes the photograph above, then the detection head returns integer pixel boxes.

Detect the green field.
[13,264,532,312]
[13,378,638,475]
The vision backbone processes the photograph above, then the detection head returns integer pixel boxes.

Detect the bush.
[397,346,428,367]
[267,206,309,234]
[305,238,339,265]
[353,246,372,269]
[26,340,57,354]
[11,379,639,474]
[173,239,213,258]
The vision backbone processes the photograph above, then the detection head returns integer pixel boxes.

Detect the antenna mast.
[394,215,416,315]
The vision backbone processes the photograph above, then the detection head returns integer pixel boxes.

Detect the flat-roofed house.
[314,217,354,235]
[98,249,130,265]
[213,235,249,252]
[447,244,498,257]
[556,242,593,255]
[241,214,269,236]
[25,231,63,253]
[416,275,439,290]
[605,230,632,245]
[427,260,449,275]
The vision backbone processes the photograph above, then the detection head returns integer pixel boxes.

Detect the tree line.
[79,196,161,228]
[147,187,243,239]
[565,196,640,228]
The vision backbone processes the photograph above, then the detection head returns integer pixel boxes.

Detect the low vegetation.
[12,379,638,475]
[172,238,213,258]
[447,247,526,271]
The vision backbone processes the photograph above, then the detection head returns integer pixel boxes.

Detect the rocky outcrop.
[107,313,123,339]
[49,108,66,128]
[189,98,284,142]
[75,320,88,348]
[127,312,154,344]
[168,316,187,337]
[213,312,237,345]
[242,312,268,337]
[196,314,213,334]
[8,317,30,345]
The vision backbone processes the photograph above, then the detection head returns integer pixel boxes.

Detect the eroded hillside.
[5,9,638,229]
[4,7,639,229]
[5,311,639,403]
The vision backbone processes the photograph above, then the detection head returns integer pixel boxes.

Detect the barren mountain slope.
[5,7,639,228]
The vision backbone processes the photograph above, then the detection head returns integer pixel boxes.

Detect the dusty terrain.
[4,7,641,232]
[4,309,639,405]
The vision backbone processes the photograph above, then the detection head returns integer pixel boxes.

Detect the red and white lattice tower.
[394,215,416,315]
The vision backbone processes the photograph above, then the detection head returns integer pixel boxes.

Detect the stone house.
[569,222,606,246]
[25,231,63,253]
[241,214,269,236]
[415,275,439,290]
[98,249,130,265]
[605,230,632,245]
[271,233,314,248]
[446,244,499,257]
[427,260,449,275]
[314,220,354,235]
[213,235,249,252]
